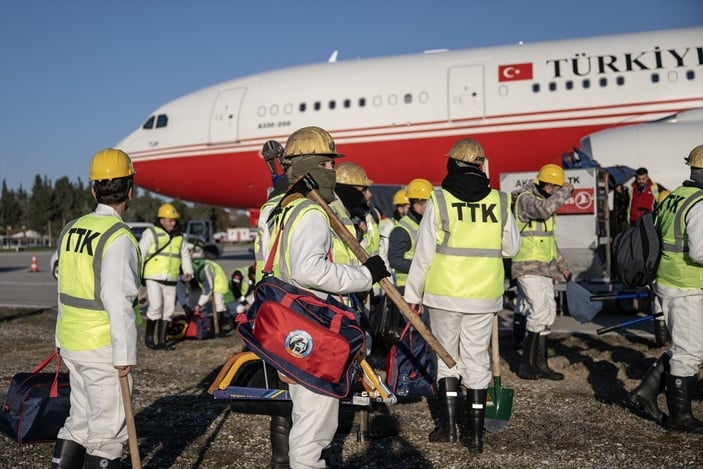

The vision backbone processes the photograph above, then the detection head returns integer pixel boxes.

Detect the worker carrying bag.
[235,221,365,399]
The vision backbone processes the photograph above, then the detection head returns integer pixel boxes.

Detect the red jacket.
[628,179,657,223]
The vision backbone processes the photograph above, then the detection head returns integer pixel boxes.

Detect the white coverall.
[56,204,140,460]
[403,200,520,389]
[271,204,372,469]
[139,228,193,321]
[655,198,703,377]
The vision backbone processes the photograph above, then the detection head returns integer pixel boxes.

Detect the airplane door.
[209,87,246,144]
[448,66,485,122]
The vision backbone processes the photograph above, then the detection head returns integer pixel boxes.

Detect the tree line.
[0,175,246,243]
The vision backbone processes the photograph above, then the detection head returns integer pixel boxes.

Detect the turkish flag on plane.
[498,63,533,82]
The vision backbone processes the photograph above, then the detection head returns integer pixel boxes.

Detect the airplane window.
[314,101,321,111]
[328,100,336,110]
[388,95,398,105]
[299,103,306,112]
[686,70,694,80]
[565,81,574,90]
[498,85,508,96]
[419,92,429,103]
[156,114,168,128]
[284,103,293,114]
[651,73,660,83]
[583,79,590,89]
[257,105,266,117]
[373,96,382,107]
[549,82,557,91]
[404,93,412,104]
[344,99,351,108]
[616,77,625,86]
[270,104,279,116]
[599,78,607,87]
[532,83,540,93]
[142,116,155,130]
[358,98,366,107]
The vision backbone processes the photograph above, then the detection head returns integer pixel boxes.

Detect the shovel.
[484,314,513,432]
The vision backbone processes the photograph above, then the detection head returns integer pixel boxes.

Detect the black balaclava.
[441,158,491,202]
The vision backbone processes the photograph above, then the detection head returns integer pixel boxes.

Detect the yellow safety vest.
[270,198,331,278]
[424,188,508,299]
[656,186,703,289]
[254,193,284,283]
[362,208,381,257]
[392,215,419,287]
[512,191,557,263]
[328,198,359,266]
[193,259,235,303]
[143,226,184,279]
[57,214,141,351]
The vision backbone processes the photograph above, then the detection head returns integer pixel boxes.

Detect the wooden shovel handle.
[120,375,142,469]
[306,188,457,369]
[491,313,500,377]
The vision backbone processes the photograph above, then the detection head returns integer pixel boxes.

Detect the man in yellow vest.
[140,203,193,350]
[191,245,238,334]
[389,178,432,294]
[266,126,389,468]
[626,145,703,432]
[51,149,141,469]
[512,164,573,381]
[379,188,410,269]
[404,138,520,454]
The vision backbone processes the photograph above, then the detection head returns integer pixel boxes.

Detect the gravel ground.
[0,305,701,468]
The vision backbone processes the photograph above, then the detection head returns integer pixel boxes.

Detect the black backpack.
[611,210,661,288]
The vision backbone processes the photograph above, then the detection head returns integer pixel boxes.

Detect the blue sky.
[1,0,701,194]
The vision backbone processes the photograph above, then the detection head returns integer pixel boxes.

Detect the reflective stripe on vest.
[329,199,358,266]
[512,191,557,263]
[57,215,140,351]
[424,188,507,299]
[254,194,284,283]
[143,226,184,278]
[393,215,419,287]
[657,186,703,289]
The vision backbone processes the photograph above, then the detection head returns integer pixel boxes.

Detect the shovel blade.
[484,376,514,433]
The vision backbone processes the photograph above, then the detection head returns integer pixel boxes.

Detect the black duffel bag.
[0,350,70,444]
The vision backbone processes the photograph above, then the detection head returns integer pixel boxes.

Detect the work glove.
[182,304,194,320]
[363,255,391,284]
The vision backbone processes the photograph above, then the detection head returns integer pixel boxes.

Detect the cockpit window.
[156,114,168,128]
[142,115,155,129]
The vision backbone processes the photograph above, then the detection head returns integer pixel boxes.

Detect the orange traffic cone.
[30,254,39,273]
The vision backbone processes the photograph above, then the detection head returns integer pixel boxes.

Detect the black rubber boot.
[84,454,120,468]
[145,319,157,349]
[51,438,86,469]
[464,388,487,454]
[517,331,541,380]
[653,319,669,347]
[535,333,564,380]
[512,313,527,350]
[624,352,669,423]
[665,375,703,433]
[270,415,291,468]
[428,377,459,443]
[157,319,174,350]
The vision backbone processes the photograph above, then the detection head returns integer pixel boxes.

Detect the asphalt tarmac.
[0,245,659,340]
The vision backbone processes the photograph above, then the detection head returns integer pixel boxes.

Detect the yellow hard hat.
[157,203,180,219]
[406,178,432,200]
[447,138,486,164]
[392,188,410,205]
[336,162,373,186]
[282,126,344,162]
[89,148,135,181]
[537,164,565,186]
[686,144,703,169]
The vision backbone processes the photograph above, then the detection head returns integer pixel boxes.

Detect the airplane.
[116,27,703,211]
